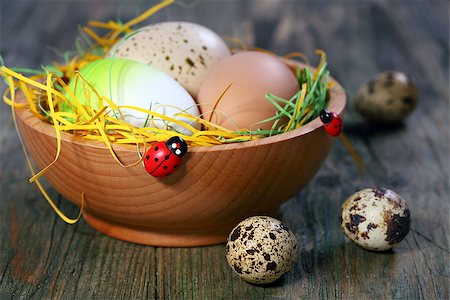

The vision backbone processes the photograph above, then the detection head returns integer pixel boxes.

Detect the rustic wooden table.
[1,1,448,299]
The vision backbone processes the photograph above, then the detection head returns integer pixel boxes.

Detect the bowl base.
[83,212,237,247]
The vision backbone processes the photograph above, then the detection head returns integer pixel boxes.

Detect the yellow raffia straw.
[297,107,314,128]
[249,46,276,55]
[313,49,326,80]
[83,27,110,46]
[223,36,249,51]
[28,73,62,183]
[120,105,200,133]
[110,0,175,40]
[208,82,234,123]
[285,83,307,132]
[19,81,38,113]
[284,52,310,65]
[223,36,278,56]
[2,92,27,108]
[5,72,83,224]
[2,66,49,91]
[339,133,365,175]
[88,20,126,32]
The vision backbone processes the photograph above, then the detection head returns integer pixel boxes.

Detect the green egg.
[60,58,200,132]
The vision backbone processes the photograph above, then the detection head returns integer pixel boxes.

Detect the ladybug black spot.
[146,155,150,160]
[165,155,170,160]
[163,166,168,170]
[174,165,178,169]
[154,146,159,151]
[154,158,159,162]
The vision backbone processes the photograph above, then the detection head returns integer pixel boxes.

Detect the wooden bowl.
[14,60,346,247]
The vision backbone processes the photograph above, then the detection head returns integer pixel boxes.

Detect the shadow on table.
[343,121,406,138]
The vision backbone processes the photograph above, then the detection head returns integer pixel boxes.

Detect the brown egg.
[197,51,299,130]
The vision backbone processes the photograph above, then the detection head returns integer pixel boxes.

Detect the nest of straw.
[1,0,332,149]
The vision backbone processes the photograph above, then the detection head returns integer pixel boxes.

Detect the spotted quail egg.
[340,188,410,251]
[354,71,418,122]
[225,216,297,284]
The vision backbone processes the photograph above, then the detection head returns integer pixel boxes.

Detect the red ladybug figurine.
[144,136,188,177]
[319,109,343,137]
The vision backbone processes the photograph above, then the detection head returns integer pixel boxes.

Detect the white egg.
[65,58,200,134]
[107,21,231,97]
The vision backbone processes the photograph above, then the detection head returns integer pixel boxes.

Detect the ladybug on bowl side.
[144,136,188,177]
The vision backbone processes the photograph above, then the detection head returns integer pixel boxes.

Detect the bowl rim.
[14,59,346,153]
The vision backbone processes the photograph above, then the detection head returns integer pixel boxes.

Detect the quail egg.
[225,216,297,284]
[340,188,411,251]
[354,71,418,122]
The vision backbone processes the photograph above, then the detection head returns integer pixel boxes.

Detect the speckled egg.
[354,71,418,122]
[107,21,231,97]
[340,188,411,251]
[225,216,297,284]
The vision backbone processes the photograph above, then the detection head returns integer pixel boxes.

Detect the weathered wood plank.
[0,1,448,299]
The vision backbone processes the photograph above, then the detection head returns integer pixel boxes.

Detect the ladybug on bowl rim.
[320,109,343,137]
[144,136,188,177]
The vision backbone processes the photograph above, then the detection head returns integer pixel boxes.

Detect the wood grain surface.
[0,0,449,299]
